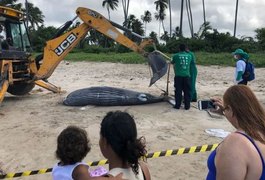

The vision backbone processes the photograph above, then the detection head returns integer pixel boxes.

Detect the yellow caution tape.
[0,143,218,179]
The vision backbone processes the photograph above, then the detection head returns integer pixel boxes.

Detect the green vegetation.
[64,51,265,67]
[196,52,265,67]
[65,52,147,64]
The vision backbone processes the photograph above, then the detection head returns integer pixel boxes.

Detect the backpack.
[243,60,255,81]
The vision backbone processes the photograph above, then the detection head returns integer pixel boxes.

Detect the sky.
[19,0,265,39]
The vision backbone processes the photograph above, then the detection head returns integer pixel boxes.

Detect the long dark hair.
[224,85,265,143]
[100,111,147,175]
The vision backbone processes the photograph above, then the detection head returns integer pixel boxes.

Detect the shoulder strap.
[235,132,265,166]
[243,60,248,74]
[139,162,151,180]
[245,60,249,66]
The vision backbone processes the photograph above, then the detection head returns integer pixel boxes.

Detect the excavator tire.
[7,83,35,95]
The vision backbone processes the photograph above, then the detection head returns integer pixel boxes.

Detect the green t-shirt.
[171,51,194,77]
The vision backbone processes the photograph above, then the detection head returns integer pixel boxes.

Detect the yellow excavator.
[0,6,167,104]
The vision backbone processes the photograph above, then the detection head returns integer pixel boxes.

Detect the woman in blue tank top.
[207,85,265,180]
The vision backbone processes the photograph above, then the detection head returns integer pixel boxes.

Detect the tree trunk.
[25,0,29,29]
[121,0,130,28]
[107,7,110,20]
[168,0,172,38]
[202,0,206,24]
[179,0,184,37]
[162,20,166,35]
[187,0,194,37]
[234,0,239,37]
[145,22,147,36]
[158,21,161,39]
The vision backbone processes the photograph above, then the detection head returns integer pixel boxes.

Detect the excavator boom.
[35,7,153,80]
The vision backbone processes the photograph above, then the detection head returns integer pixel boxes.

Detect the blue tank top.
[206,132,265,180]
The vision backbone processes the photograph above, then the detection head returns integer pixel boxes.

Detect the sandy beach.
[0,61,265,180]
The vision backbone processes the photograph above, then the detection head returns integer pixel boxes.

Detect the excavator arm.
[34,7,153,80]
[77,7,152,54]
[34,23,90,80]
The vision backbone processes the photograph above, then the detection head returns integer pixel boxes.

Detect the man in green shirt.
[171,44,194,110]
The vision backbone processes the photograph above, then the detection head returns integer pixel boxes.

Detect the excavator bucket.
[147,51,168,86]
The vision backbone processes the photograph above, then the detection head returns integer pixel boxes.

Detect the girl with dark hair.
[99,111,151,180]
[52,125,122,180]
[207,85,265,179]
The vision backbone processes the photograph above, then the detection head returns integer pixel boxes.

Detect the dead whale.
[63,86,164,106]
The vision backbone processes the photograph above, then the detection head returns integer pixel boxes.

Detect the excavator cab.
[0,6,31,52]
[5,20,31,51]
[0,6,35,100]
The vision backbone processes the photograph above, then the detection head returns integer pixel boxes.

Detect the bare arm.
[215,133,248,180]
[72,164,91,180]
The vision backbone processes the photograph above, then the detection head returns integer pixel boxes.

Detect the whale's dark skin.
[63,86,165,106]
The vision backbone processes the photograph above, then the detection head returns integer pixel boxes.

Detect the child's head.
[56,126,91,165]
[99,111,146,175]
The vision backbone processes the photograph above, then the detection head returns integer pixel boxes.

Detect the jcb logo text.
[55,33,77,56]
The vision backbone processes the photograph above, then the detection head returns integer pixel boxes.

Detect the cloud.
[19,0,264,38]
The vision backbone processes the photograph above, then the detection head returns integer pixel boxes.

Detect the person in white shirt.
[99,111,151,180]
[232,49,248,85]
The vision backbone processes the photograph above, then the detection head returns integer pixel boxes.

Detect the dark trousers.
[174,76,192,109]
[238,80,248,85]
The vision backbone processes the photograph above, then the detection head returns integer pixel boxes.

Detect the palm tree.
[195,21,212,39]
[131,18,144,43]
[168,0,172,38]
[131,19,144,35]
[234,0,239,37]
[141,10,152,36]
[160,31,169,42]
[124,15,144,42]
[202,0,206,25]
[185,0,194,37]
[154,13,161,38]
[172,26,181,38]
[154,0,168,14]
[126,14,136,29]
[102,0,119,20]
[121,0,130,28]
[124,14,135,39]
[24,2,44,30]
[149,31,159,45]
[154,0,168,37]
[154,12,166,38]
[25,0,29,28]
[179,0,184,37]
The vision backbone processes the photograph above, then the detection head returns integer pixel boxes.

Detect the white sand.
[0,61,265,180]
